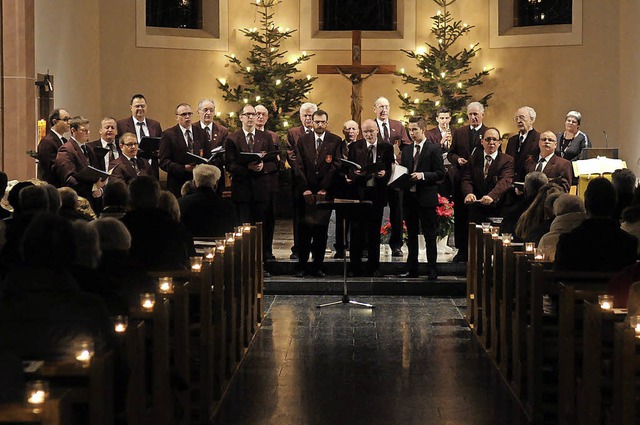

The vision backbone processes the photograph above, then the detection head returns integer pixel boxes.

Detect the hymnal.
[340,158,385,175]
[187,148,225,165]
[572,157,626,176]
[138,137,161,159]
[75,165,117,182]
[238,150,280,164]
[387,164,412,190]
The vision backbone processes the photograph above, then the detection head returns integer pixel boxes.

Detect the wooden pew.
[232,230,246,362]
[490,237,505,362]
[479,231,495,349]
[499,245,517,380]
[223,235,238,379]
[466,223,480,327]
[578,301,627,425]
[611,321,639,425]
[123,320,146,425]
[256,222,265,324]
[511,252,532,401]
[0,387,74,425]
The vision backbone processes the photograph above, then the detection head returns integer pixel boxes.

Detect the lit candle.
[74,339,94,367]
[140,293,155,311]
[203,247,215,262]
[158,277,174,294]
[631,316,640,337]
[490,226,500,239]
[226,232,235,245]
[190,256,203,272]
[26,380,48,412]
[533,248,545,261]
[502,233,512,245]
[481,222,491,233]
[598,295,613,310]
[525,242,535,253]
[112,315,128,333]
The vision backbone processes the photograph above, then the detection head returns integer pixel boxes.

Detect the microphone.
[602,130,608,148]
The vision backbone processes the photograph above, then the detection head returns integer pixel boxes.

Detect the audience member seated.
[76,196,97,220]
[0,213,116,360]
[180,180,196,197]
[606,264,640,308]
[58,187,91,221]
[627,282,640,314]
[88,218,155,315]
[555,177,638,271]
[0,172,10,219]
[42,183,61,213]
[620,205,640,255]
[122,176,190,270]
[611,168,636,220]
[4,181,34,220]
[514,182,562,242]
[537,194,586,261]
[178,164,237,238]
[70,219,103,299]
[500,171,548,235]
[527,191,562,244]
[99,181,128,219]
[158,189,195,256]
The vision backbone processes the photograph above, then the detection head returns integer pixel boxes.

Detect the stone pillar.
[1,0,36,180]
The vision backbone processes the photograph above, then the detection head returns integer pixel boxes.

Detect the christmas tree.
[216,0,317,137]
[396,0,492,125]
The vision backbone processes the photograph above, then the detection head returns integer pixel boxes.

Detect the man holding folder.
[399,117,445,280]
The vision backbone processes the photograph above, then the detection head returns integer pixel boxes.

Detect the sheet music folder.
[138,137,161,159]
[387,164,412,190]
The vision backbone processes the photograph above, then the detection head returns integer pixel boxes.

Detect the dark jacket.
[178,187,238,237]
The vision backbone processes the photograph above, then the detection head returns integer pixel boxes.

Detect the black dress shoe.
[399,271,419,278]
[334,250,345,259]
[311,269,326,278]
[294,270,305,278]
[290,253,299,260]
[391,248,403,257]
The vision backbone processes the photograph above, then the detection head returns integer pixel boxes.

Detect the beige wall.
[33,0,632,164]
[620,0,640,175]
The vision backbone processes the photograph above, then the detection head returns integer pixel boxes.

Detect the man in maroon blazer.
[293,109,342,277]
[461,128,515,256]
[286,102,317,260]
[448,101,490,261]
[524,131,573,191]
[505,106,541,182]
[373,96,410,257]
[37,108,70,185]
[426,106,454,198]
[108,133,153,186]
[54,116,106,207]
[225,104,277,229]
[87,117,121,172]
[159,103,211,197]
[193,98,228,173]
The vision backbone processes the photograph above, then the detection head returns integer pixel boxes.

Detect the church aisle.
[213,296,527,425]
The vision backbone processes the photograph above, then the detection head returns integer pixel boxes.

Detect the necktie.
[306,128,312,134]
[107,143,116,161]
[366,145,374,165]
[535,157,546,172]
[205,126,211,142]
[484,155,493,178]
[130,157,139,174]
[382,122,390,143]
[81,144,89,158]
[61,136,68,143]
[316,138,322,156]
[137,122,146,139]
[518,134,525,153]
[470,128,478,148]
[185,129,193,153]
[413,144,421,171]
[247,133,254,152]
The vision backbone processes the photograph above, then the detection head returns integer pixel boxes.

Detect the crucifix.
[317,31,396,125]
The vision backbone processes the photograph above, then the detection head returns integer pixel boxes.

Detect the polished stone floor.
[213,295,528,425]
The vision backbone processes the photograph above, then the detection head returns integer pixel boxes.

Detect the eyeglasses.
[513,115,528,122]
[484,137,499,142]
[176,112,193,117]
[241,112,256,117]
[122,142,139,147]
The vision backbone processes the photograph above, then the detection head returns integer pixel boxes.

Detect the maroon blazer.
[264,129,281,192]
[193,121,229,150]
[116,117,163,139]
[37,130,65,185]
[461,151,514,203]
[375,119,410,145]
[54,139,99,200]
[286,125,312,165]
[87,140,122,171]
[294,131,342,197]
[524,154,573,191]
[448,124,489,169]
[225,129,276,203]
[505,129,541,181]
[108,155,153,186]
[159,124,211,197]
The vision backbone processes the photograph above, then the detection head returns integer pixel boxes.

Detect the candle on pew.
[598,295,613,311]
[630,315,640,337]
[158,277,174,294]
[204,247,215,263]
[140,293,156,311]
[226,232,235,245]
[502,233,512,245]
[74,339,94,367]
[190,256,203,272]
[26,380,49,413]
[112,315,128,333]
[525,242,535,253]
[490,226,500,239]
[481,222,491,233]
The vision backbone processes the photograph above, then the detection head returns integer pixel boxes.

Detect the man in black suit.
[461,128,515,226]
[505,106,540,182]
[225,104,276,227]
[293,109,341,277]
[348,119,394,276]
[54,116,106,208]
[87,117,120,172]
[400,117,445,280]
[178,164,237,237]
[373,96,411,258]
[159,103,211,197]
[194,98,228,173]
[334,119,360,259]
[286,102,317,260]
[37,108,70,185]
[108,133,154,185]
[448,101,489,261]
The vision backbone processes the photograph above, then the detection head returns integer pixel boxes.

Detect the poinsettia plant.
[380,219,408,244]
[436,194,454,239]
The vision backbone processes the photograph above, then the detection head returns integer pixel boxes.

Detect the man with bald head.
[194,98,228,173]
[88,117,120,172]
[347,119,394,276]
[333,119,360,258]
[524,131,573,191]
[373,96,410,257]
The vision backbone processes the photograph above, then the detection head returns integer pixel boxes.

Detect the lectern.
[316,199,374,309]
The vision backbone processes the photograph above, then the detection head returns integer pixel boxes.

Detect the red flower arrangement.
[436,194,454,239]
[380,220,408,244]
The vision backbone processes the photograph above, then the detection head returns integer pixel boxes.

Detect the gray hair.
[193,164,222,189]
[520,106,537,121]
[72,220,101,269]
[299,103,317,114]
[89,217,132,252]
[524,171,549,197]
[566,110,582,124]
[197,98,216,111]
[553,194,585,216]
[467,101,485,114]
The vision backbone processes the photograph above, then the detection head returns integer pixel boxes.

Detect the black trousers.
[263,191,278,258]
[388,188,404,250]
[404,192,437,274]
[350,200,384,272]
[235,200,269,259]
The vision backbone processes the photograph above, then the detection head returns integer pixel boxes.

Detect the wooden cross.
[317,31,396,125]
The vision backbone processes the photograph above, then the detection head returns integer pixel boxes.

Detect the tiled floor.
[213,295,528,425]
